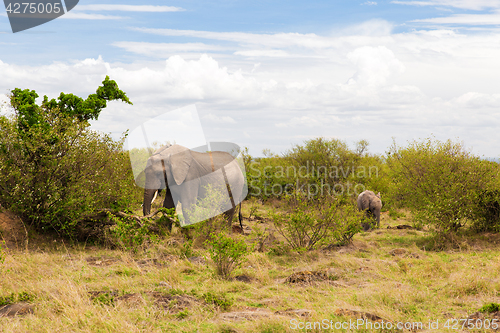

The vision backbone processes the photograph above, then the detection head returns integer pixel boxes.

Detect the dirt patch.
[221,307,313,321]
[389,248,420,258]
[467,311,500,330]
[115,293,146,307]
[274,308,312,318]
[335,308,387,322]
[0,303,34,317]
[85,256,121,266]
[88,291,146,308]
[220,308,274,321]
[0,210,28,249]
[285,270,335,284]
[147,291,203,314]
[135,258,165,267]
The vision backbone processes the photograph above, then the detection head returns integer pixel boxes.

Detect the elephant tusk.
[151,190,158,205]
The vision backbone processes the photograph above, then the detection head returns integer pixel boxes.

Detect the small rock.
[159,281,171,288]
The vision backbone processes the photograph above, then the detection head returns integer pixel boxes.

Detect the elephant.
[357,190,382,231]
[142,144,245,230]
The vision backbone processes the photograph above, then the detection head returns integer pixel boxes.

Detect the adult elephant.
[357,190,382,231]
[142,144,245,228]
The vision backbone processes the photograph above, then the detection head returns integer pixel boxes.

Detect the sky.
[1,0,500,158]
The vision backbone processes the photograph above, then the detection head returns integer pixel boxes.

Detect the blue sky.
[1,0,500,157]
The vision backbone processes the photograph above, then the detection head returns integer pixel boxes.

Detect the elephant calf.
[357,190,382,231]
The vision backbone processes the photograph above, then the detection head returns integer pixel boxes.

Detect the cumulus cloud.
[347,46,405,87]
[392,0,500,10]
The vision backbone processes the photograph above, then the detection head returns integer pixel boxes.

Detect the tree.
[0,77,139,236]
[387,137,500,233]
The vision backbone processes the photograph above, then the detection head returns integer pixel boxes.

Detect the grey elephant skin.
[357,190,382,231]
[142,144,245,227]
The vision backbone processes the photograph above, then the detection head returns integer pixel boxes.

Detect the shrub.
[270,194,362,253]
[387,137,500,233]
[205,232,248,279]
[105,208,177,251]
[246,138,386,202]
[479,302,500,313]
[0,77,141,237]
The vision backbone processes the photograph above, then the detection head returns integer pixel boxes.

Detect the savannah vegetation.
[0,80,499,332]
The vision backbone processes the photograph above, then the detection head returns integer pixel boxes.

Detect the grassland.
[1,203,500,333]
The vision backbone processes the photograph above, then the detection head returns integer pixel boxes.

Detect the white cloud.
[2,19,500,156]
[362,1,377,5]
[234,50,292,58]
[455,92,500,108]
[61,12,126,20]
[112,42,227,58]
[412,12,500,25]
[203,114,236,123]
[74,5,184,12]
[392,0,500,10]
[347,46,405,87]
[132,28,337,49]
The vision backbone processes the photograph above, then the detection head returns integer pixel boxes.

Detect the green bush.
[205,232,248,279]
[0,77,141,238]
[106,208,177,251]
[246,138,387,202]
[479,302,500,313]
[270,194,362,253]
[387,137,500,233]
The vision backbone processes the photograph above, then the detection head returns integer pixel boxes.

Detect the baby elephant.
[357,190,382,231]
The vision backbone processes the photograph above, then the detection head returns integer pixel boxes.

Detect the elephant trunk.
[143,188,156,216]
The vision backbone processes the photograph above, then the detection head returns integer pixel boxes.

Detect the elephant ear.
[169,145,193,185]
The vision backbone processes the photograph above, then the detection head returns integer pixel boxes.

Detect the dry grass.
[1,208,500,332]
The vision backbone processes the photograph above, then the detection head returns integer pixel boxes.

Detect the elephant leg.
[362,210,374,231]
[224,207,236,230]
[362,213,371,231]
[162,187,176,209]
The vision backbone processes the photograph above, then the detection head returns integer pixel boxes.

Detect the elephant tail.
[238,202,243,231]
